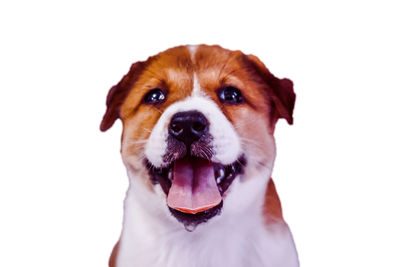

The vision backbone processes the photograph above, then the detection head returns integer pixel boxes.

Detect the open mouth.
[147,155,246,230]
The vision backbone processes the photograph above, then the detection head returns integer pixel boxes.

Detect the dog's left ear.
[100,61,147,132]
[245,54,296,125]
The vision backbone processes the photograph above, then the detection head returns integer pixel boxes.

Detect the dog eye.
[144,88,166,104]
[218,86,243,104]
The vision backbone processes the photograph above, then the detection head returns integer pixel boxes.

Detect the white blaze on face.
[145,46,242,167]
[187,44,198,60]
[191,73,202,96]
[144,95,242,168]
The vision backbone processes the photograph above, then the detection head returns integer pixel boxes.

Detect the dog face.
[101,45,295,230]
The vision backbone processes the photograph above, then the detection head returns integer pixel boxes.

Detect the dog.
[100,44,299,267]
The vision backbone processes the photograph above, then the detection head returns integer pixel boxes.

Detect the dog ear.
[100,61,147,132]
[245,54,296,125]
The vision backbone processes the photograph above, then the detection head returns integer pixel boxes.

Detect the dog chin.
[146,154,247,230]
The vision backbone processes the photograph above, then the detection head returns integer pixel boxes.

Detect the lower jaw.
[169,201,224,231]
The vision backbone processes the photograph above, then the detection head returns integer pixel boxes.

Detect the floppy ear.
[100,61,147,132]
[245,54,296,125]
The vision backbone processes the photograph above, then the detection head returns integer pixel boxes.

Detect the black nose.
[169,111,209,146]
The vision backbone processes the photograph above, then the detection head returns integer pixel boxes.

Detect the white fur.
[117,169,299,267]
[187,45,202,96]
[192,73,202,96]
[144,96,242,167]
[187,44,198,61]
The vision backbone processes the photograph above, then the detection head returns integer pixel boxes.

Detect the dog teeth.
[167,168,173,181]
[214,165,225,184]
[229,164,236,174]
[224,164,237,181]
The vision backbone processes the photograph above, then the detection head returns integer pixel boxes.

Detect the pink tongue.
[167,158,222,214]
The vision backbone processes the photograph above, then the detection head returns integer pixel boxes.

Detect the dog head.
[101,45,295,230]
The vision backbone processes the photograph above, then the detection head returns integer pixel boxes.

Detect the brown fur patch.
[100,60,151,132]
[120,46,195,121]
[108,241,119,267]
[264,179,284,224]
[243,54,295,127]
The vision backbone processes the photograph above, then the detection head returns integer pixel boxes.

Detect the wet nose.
[169,111,209,146]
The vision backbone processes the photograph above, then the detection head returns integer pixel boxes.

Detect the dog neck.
[114,171,299,267]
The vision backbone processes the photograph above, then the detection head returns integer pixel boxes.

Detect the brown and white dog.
[100,44,299,267]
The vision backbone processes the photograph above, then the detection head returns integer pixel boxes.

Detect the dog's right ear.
[100,61,147,132]
[245,54,296,126]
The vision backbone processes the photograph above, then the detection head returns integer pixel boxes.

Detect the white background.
[1,0,399,266]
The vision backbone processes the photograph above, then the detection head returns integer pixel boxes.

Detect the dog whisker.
[126,139,149,145]
[239,137,259,144]
[232,118,260,129]
[137,153,147,162]
[140,127,152,133]
[150,106,163,114]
